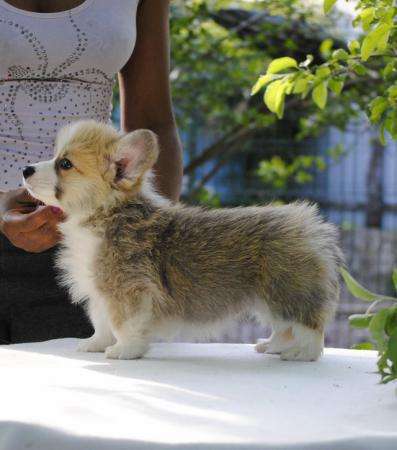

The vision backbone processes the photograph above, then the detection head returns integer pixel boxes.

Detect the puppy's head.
[23,120,159,214]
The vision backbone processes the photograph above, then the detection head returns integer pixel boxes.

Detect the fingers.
[17,223,62,253]
[2,212,63,253]
[2,206,64,233]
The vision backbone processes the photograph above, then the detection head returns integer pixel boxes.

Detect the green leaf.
[316,66,331,78]
[340,267,397,302]
[332,49,349,61]
[264,80,287,119]
[349,314,373,329]
[383,61,396,79]
[312,81,328,109]
[348,40,360,54]
[385,110,397,140]
[251,74,273,96]
[353,342,374,350]
[380,374,397,384]
[324,0,337,14]
[388,85,397,100]
[369,309,389,351]
[327,143,345,161]
[329,78,344,96]
[267,57,298,75]
[361,23,392,61]
[385,308,397,336]
[369,97,389,124]
[379,121,387,146]
[386,328,397,366]
[295,170,312,184]
[392,269,397,293]
[320,39,334,58]
[351,63,368,76]
[360,7,376,32]
[293,77,309,94]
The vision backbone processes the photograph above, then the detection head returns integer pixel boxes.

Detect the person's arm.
[118,0,183,202]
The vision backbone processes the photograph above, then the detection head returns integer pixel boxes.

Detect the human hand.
[0,189,65,253]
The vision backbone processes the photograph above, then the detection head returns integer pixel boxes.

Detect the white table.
[0,339,396,450]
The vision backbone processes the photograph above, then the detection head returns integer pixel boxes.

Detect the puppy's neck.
[61,173,172,233]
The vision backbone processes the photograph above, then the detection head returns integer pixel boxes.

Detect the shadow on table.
[1,421,396,450]
[6,339,373,381]
[4,340,397,449]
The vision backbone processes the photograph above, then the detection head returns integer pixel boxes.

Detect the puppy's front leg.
[78,297,116,353]
[105,289,153,360]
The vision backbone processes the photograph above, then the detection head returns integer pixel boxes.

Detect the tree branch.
[184,124,255,174]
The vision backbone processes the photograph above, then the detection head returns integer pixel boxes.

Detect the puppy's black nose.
[23,166,35,179]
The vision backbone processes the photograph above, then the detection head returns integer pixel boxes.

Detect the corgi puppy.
[23,120,343,361]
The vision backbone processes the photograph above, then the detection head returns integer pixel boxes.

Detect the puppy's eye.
[59,158,73,170]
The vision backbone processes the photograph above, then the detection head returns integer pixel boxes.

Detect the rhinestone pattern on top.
[0,0,139,189]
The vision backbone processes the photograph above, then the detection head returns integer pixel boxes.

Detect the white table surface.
[0,339,396,450]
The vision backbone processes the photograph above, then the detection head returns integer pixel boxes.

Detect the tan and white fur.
[23,120,343,361]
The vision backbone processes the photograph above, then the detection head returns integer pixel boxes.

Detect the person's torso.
[0,0,139,189]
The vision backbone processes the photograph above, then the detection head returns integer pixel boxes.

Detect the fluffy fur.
[24,120,343,361]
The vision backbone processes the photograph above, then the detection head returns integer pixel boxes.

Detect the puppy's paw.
[105,342,148,360]
[255,339,270,353]
[280,346,321,362]
[77,336,109,353]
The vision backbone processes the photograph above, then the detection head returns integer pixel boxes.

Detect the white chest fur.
[56,217,103,304]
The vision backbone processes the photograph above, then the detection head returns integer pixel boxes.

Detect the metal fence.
[193,123,397,349]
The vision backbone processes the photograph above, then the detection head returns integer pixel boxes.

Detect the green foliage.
[258,154,325,188]
[189,186,222,207]
[171,0,340,198]
[341,268,397,384]
[253,0,397,143]
[171,0,266,133]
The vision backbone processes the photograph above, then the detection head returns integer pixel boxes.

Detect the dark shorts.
[0,234,93,344]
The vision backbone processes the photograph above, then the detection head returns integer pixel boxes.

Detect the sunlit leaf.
[353,342,374,350]
[251,74,273,96]
[361,23,392,61]
[320,39,333,57]
[293,77,309,94]
[348,40,360,54]
[349,314,373,329]
[370,97,389,124]
[264,80,287,119]
[324,0,337,14]
[329,78,344,96]
[369,309,390,351]
[267,57,298,74]
[360,7,376,31]
[340,267,397,302]
[332,48,349,61]
[312,81,328,109]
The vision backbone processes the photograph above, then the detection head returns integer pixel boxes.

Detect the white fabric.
[0,339,396,450]
[0,0,139,190]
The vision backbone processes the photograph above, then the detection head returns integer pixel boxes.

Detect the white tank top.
[0,0,139,190]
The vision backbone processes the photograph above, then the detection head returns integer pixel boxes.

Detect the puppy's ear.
[113,130,159,191]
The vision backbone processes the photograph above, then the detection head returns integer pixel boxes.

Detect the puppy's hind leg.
[280,324,324,362]
[255,321,295,354]
[254,313,324,361]
[105,288,154,360]
[78,297,116,353]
